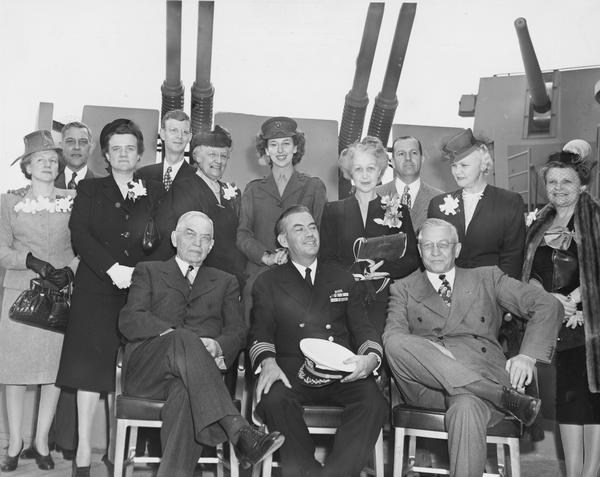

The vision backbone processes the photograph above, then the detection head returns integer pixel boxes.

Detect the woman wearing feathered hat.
[1,130,77,472]
[522,148,600,477]
[55,119,164,476]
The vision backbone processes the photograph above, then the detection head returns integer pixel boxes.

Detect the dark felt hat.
[191,125,232,151]
[99,118,135,152]
[441,128,485,163]
[261,116,298,139]
[11,130,61,166]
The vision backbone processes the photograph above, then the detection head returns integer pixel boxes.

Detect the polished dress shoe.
[234,426,285,469]
[61,448,76,461]
[72,464,91,477]
[21,446,55,470]
[500,386,541,427]
[1,442,24,472]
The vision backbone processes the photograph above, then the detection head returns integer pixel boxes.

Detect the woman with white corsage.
[319,140,419,334]
[0,130,78,472]
[522,149,600,477]
[56,119,164,477]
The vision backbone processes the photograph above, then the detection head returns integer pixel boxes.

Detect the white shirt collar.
[163,158,185,178]
[175,255,198,276]
[394,177,421,204]
[66,165,87,185]
[291,258,318,284]
[426,267,456,291]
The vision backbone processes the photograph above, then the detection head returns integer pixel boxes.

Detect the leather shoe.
[72,463,91,477]
[61,448,76,461]
[500,386,541,427]
[1,442,24,472]
[234,426,285,469]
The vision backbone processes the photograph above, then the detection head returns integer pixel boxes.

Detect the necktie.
[277,174,287,196]
[185,265,194,290]
[401,184,411,209]
[163,166,173,191]
[438,274,452,307]
[67,171,77,190]
[304,267,313,289]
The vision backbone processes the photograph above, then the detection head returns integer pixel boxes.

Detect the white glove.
[106,263,134,289]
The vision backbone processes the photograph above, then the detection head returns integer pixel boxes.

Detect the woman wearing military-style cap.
[237,116,327,277]
[427,128,526,279]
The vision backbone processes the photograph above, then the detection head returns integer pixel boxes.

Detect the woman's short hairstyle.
[100,118,145,156]
[338,141,389,181]
[473,144,494,174]
[20,149,61,180]
[540,151,596,185]
[255,131,306,166]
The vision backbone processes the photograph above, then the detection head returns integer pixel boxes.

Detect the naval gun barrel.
[514,17,551,114]
[161,0,185,118]
[367,3,416,146]
[338,2,385,157]
[191,1,215,134]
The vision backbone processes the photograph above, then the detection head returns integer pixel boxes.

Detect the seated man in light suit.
[384,218,563,477]
[250,205,387,477]
[119,211,284,477]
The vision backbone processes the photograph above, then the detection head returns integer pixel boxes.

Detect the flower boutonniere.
[374,194,403,229]
[13,194,74,214]
[525,208,539,227]
[126,180,147,201]
[54,195,74,213]
[221,182,239,201]
[439,194,460,216]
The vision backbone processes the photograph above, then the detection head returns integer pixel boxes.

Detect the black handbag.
[9,278,71,333]
[142,216,161,253]
[353,232,407,262]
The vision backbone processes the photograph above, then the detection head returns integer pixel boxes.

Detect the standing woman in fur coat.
[522,150,600,477]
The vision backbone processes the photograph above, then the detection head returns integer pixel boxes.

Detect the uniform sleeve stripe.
[358,340,383,356]
[249,342,276,366]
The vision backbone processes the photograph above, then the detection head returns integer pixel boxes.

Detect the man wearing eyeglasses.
[55,121,98,190]
[137,109,196,190]
[383,218,562,477]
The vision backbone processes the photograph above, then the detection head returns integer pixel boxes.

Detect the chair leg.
[407,435,417,469]
[124,426,138,477]
[216,443,224,477]
[496,443,506,477]
[374,430,384,477]
[229,442,239,477]
[393,428,406,477]
[262,453,273,477]
[508,437,520,477]
[113,420,127,477]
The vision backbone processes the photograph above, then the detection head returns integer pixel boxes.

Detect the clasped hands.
[551,289,583,329]
[107,263,134,289]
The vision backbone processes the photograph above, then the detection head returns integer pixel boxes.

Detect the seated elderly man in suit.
[384,218,563,477]
[250,205,387,477]
[119,211,284,477]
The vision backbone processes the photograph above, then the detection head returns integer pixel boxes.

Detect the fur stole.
[522,192,600,392]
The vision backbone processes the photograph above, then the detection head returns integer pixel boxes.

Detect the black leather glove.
[25,253,55,278]
[46,266,74,289]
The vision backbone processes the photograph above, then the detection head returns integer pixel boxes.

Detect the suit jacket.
[154,173,246,285]
[319,194,420,278]
[383,266,562,386]
[136,160,196,190]
[249,261,382,377]
[377,179,443,233]
[119,258,246,368]
[55,167,97,189]
[428,185,526,278]
[237,170,327,276]
[69,175,165,295]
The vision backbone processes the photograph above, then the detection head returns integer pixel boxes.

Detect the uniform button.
[417,317,422,322]
[481,347,487,353]
[124,250,130,257]
[299,323,305,328]
[473,334,477,339]
[325,324,331,330]
[328,336,334,342]
[480,317,485,323]
[120,232,130,238]
[125,214,129,220]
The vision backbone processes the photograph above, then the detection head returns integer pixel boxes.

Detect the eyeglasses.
[418,241,457,252]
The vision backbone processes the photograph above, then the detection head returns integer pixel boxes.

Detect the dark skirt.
[56,288,126,393]
[556,345,600,424]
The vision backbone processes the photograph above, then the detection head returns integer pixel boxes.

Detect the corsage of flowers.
[374,194,403,229]
[439,194,460,216]
[525,208,539,227]
[127,180,147,201]
[221,182,239,201]
[14,195,74,214]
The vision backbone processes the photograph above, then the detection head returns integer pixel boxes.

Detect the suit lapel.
[55,172,66,189]
[160,258,190,298]
[189,266,218,301]
[281,170,303,202]
[443,268,478,333]
[277,262,313,309]
[465,185,492,238]
[408,271,450,319]
[101,175,131,213]
[261,174,281,202]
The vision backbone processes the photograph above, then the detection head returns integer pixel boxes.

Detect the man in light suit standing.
[384,218,563,477]
[376,135,442,232]
[55,121,98,190]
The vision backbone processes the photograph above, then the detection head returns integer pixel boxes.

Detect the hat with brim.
[297,338,356,387]
[191,125,232,151]
[563,139,592,159]
[441,128,485,163]
[261,116,298,140]
[11,130,62,166]
[298,357,349,387]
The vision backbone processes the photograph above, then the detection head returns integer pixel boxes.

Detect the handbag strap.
[352,237,366,262]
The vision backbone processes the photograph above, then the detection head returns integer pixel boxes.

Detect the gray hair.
[175,211,214,236]
[338,141,389,181]
[418,218,459,243]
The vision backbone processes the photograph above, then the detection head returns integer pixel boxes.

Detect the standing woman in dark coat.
[56,119,163,475]
[319,141,419,334]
